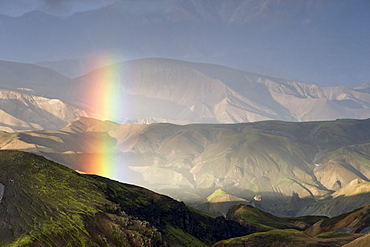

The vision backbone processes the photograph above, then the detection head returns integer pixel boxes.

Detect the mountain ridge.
[2,117,370,217]
[0,150,249,246]
[1,58,370,131]
[67,58,370,124]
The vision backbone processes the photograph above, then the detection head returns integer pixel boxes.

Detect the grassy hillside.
[0,150,248,246]
[213,203,370,247]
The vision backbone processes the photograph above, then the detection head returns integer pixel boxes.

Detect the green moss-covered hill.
[212,203,370,247]
[0,150,248,246]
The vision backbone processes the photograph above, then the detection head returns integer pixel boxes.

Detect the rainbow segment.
[86,56,124,122]
[78,55,127,181]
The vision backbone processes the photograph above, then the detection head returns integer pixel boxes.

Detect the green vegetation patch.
[320,207,362,227]
[164,224,208,247]
[317,231,353,239]
[0,151,108,246]
[217,229,304,247]
[239,206,301,230]
[206,189,229,202]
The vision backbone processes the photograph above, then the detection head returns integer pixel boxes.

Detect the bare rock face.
[0,183,4,201]
[0,90,87,132]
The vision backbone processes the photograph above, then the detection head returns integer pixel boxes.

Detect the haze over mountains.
[1,58,370,132]
[1,0,369,87]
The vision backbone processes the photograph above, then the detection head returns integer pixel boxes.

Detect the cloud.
[0,0,116,16]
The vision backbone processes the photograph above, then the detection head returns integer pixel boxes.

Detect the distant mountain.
[2,117,370,217]
[1,0,369,86]
[0,60,69,96]
[0,150,247,246]
[3,59,370,131]
[0,89,87,132]
[67,58,370,124]
[0,60,87,131]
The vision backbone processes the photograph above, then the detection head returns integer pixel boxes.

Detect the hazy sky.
[0,0,369,87]
[0,0,115,16]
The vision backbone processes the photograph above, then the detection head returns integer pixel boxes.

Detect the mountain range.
[1,58,370,132]
[1,0,369,87]
[1,150,370,246]
[2,115,370,218]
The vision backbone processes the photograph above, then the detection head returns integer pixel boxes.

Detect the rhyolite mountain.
[0,60,87,132]
[2,58,370,132]
[2,117,370,217]
[1,150,369,247]
[67,58,370,124]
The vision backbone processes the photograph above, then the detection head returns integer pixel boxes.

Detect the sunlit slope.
[2,118,370,216]
[0,90,87,132]
[0,150,247,246]
[213,203,370,247]
[0,61,87,131]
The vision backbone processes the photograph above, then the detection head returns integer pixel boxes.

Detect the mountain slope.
[0,150,248,246]
[67,58,370,124]
[0,89,87,132]
[1,59,370,130]
[0,61,88,132]
[2,117,370,217]
[213,203,370,247]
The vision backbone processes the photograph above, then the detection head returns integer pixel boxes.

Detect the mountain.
[197,189,249,216]
[0,150,249,246]
[67,58,370,124]
[2,117,370,217]
[3,59,370,131]
[1,0,369,87]
[213,203,370,247]
[0,60,89,132]
[0,89,87,132]
[2,150,370,246]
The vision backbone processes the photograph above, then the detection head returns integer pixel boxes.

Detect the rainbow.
[77,55,129,181]
[85,55,125,122]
